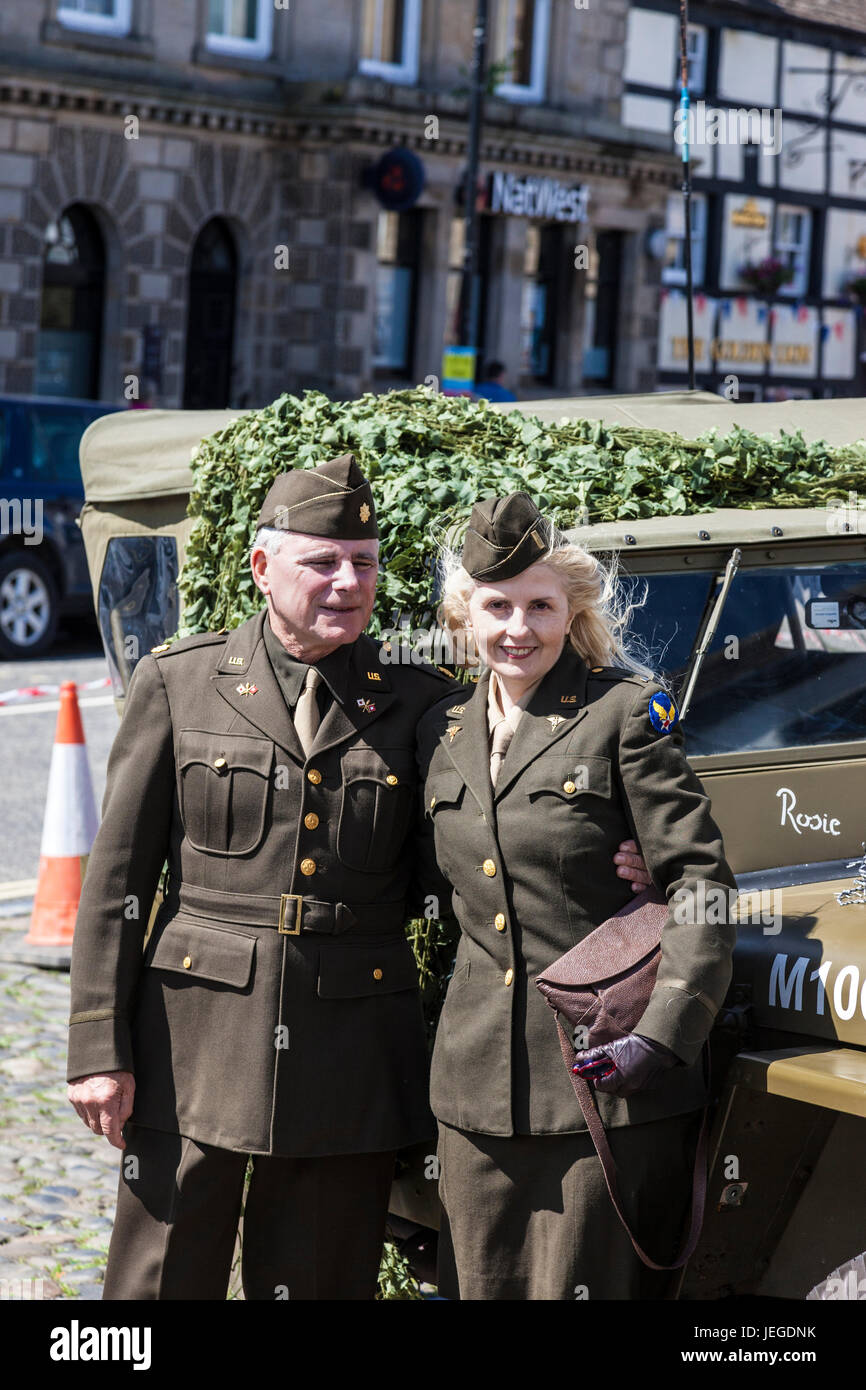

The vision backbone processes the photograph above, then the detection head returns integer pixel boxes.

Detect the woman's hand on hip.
[573,1035,678,1098]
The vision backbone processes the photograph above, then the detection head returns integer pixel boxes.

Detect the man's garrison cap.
[461,491,557,582]
[256,453,378,539]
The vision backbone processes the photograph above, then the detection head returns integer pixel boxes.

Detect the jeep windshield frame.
[618,552,866,758]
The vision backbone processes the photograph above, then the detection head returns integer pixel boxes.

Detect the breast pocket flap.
[148,916,256,988]
[523,755,611,800]
[178,729,273,775]
[426,770,465,813]
[317,940,419,999]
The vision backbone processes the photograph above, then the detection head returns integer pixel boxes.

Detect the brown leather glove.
[572,1034,679,1098]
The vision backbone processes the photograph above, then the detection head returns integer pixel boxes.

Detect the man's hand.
[68,1071,135,1150]
[614,839,652,892]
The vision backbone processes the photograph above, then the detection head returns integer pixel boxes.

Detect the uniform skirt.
[436,1110,703,1300]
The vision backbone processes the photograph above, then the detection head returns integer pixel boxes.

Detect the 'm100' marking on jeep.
[770,954,866,1021]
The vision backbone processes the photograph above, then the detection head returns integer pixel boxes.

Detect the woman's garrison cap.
[461,491,555,581]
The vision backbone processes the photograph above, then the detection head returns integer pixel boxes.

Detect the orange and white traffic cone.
[24,681,99,948]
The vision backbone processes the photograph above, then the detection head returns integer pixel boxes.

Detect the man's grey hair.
[252,526,286,558]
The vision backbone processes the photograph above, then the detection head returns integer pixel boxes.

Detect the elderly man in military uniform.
[66,454,650,1300]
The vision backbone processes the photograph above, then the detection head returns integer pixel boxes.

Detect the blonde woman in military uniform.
[417,493,737,1300]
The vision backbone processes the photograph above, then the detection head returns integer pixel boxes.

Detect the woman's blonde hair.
[438,522,654,679]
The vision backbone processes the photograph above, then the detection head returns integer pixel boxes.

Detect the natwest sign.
[487,170,589,223]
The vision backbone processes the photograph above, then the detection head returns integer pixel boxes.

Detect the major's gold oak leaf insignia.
[359,502,371,522]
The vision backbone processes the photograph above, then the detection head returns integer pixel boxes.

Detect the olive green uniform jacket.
[416,647,737,1137]
[67,609,457,1156]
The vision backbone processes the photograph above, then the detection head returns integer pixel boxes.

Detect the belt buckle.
[278,894,303,935]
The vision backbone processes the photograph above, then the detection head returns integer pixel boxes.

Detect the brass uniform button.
[504,968,514,987]
[183,956,192,969]
[304,812,319,830]
[494,913,506,932]
[213,756,227,771]
[386,774,398,786]
[563,780,576,794]
[373,968,383,981]
[482,859,496,877]
[299,858,316,877]
[307,768,322,785]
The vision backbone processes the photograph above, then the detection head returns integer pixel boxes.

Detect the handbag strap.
[556,1018,709,1272]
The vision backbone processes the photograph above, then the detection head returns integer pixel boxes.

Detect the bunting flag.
[757,305,767,322]
[695,293,707,312]
[769,308,777,324]
[797,304,810,322]
[736,297,748,315]
[834,320,845,339]
[722,299,733,318]
[820,324,831,342]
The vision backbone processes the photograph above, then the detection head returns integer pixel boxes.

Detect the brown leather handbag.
[535,887,708,1271]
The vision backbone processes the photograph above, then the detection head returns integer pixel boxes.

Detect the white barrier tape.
[0,676,111,706]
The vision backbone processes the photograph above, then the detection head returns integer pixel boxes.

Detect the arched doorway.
[35,204,105,400]
[183,218,238,408]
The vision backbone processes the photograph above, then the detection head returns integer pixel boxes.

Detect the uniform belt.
[175,883,405,936]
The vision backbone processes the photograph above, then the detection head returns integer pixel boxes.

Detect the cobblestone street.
[0,916,115,1300]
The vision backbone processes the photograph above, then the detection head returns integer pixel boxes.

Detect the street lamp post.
[678,0,696,391]
[458,0,488,356]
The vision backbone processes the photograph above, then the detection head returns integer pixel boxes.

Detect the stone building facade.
[0,0,681,407]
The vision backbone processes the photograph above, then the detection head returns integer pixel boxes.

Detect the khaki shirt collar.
[263,614,353,708]
[486,669,543,742]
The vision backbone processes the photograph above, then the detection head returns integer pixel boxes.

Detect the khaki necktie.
[294,667,323,757]
[490,708,521,787]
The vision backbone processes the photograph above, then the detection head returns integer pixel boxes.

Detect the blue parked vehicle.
[0,394,122,658]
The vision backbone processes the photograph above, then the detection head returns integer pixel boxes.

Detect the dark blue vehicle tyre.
[0,550,60,660]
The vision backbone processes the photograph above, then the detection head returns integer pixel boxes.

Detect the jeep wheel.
[0,552,60,660]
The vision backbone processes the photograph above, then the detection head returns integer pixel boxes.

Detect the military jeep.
[77,391,866,1298]
[565,497,866,1300]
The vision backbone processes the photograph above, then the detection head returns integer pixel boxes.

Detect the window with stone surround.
[360,0,421,84]
[662,191,707,288]
[373,210,421,375]
[57,0,132,36]
[773,205,812,299]
[205,0,274,60]
[492,0,551,105]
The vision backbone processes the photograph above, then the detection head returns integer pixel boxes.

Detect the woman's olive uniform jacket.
[416,647,737,1137]
[66,610,456,1157]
